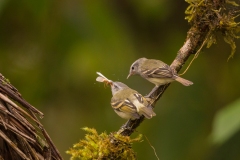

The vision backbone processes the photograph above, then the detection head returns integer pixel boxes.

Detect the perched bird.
[96,72,156,120]
[127,57,193,86]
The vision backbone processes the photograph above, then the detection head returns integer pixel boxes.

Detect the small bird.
[127,57,193,87]
[96,72,156,120]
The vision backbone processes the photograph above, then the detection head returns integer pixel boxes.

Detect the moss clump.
[185,0,240,60]
[66,127,142,160]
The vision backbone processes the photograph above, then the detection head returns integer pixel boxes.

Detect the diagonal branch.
[118,0,228,136]
[119,32,209,136]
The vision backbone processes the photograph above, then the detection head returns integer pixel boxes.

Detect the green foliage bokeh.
[0,1,240,159]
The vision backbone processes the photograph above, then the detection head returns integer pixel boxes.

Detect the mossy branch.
[67,0,240,159]
[118,0,240,136]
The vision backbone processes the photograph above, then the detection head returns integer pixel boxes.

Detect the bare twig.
[144,134,160,160]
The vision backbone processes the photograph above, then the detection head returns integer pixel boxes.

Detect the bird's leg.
[118,119,133,134]
[146,86,159,98]
[120,119,131,129]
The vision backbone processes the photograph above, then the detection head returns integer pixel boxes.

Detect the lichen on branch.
[185,0,240,60]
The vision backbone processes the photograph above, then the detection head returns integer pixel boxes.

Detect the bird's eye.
[131,66,134,70]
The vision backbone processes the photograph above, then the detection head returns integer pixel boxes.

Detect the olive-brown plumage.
[96,72,156,120]
[110,82,156,120]
[128,57,193,86]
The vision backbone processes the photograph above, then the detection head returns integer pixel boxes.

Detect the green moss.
[0,75,11,85]
[66,127,142,160]
[185,0,240,60]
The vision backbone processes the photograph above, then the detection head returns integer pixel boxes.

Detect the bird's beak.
[127,73,132,79]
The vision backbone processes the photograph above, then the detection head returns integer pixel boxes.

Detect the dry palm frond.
[0,73,62,160]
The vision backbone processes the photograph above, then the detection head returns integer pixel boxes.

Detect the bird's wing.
[111,99,137,114]
[132,93,144,104]
[132,93,156,119]
[141,64,173,78]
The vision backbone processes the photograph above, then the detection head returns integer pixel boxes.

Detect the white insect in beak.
[96,72,113,85]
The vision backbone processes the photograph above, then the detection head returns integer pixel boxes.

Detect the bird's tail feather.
[139,106,156,119]
[175,76,193,86]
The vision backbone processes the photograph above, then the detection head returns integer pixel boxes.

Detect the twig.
[144,134,160,160]
[179,30,211,76]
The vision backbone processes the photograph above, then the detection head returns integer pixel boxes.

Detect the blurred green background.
[0,0,240,159]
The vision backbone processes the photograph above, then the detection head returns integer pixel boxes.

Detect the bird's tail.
[175,76,193,86]
[139,106,156,119]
